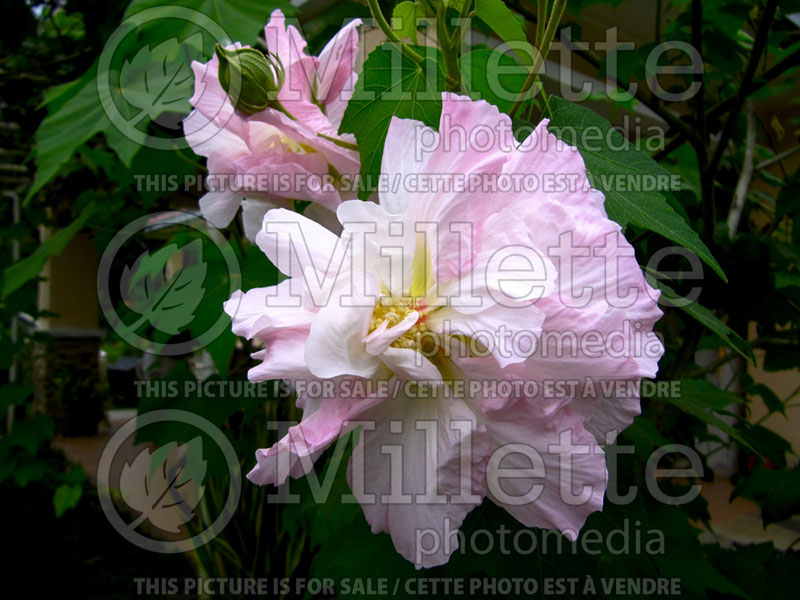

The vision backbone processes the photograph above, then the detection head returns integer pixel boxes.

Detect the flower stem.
[437,1,463,92]
[317,132,359,151]
[535,0,546,49]
[508,0,566,118]
[273,99,297,121]
[367,0,425,65]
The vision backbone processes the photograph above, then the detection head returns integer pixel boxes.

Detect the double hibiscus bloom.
[185,10,663,568]
[184,10,361,239]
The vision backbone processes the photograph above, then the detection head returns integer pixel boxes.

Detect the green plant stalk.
[367,0,425,65]
[443,0,475,93]
[508,0,566,118]
[437,2,462,92]
[535,0,546,49]
[452,0,474,50]
[273,99,297,121]
[317,132,359,151]
[458,0,474,28]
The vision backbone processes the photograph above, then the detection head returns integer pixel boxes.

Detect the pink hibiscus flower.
[224,93,664,567]
[183,10,361,239]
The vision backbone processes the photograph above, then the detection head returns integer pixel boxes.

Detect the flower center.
[250,122,314,154]
[278,135,314,154]
[369,296,429,350]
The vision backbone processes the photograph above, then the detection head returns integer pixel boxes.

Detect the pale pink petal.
[516,211,663,442]
[241,198,278,242]
[506,119,606,216]
[324,70,356,128]
[438,205,558,310]
[579,380,644,445]
[252,107,360,176]
[379,95,517,283]
[236,148,343,211]
[336,200,415,295]
[364,311,419,355]
[427,301,546,368]
[183,101,248,159]
[248,392,377,486]
[256,208,342,279]
[303,202,343,235]
[304,275,381,379]
[199,190,242,228]
[381,346,442,382]
[224,279,314,340]
[263,9,316,102]
[277,56,320,106]
[484,400,606,540]
[348,394,490,568]
[247,327,311,382]
[316,18,362,106]
[183,47,249,156]
[379,116,430,215]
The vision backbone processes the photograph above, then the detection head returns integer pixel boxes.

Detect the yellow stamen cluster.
[278,135,314,154]
[369,296,428,350]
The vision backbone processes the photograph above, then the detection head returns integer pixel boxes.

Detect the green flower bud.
[215,44,283,116]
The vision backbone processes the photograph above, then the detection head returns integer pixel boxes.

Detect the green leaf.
[120,238,208,336]
[675,379,745,411]
[1,203,96,299]
[122,0,295,48]
[774,270,800,290]
[391,1,420,44]
[0,453,20,484]
[63,464,86,485]
[761,343,800,372]
[545,97,726,282]
[474,0,534,66]
[661,379,755,453]
[622,415,669,457]
[14,457,49,487]
[733,466,800,526]
[205,328,237,377]
[119,33,201,121]
[749,383,786,416]
[648,505,750,598]
[707,541,800,600]
[26,64,140,202]
[241,238,279,291]
[735,424,793,468]
[53,483,83,518]
[0,383,34,413]
[28,1,295,202]
[7,415,55,455]
[646,273,754,363]
[461,48,528,113]
[339,43,445,200]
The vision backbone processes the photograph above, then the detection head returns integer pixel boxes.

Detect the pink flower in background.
[224,93,664,567]
[183,10,361,239]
